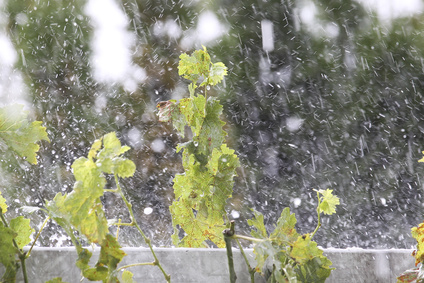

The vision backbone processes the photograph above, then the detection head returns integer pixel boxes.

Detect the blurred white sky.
[356,0,424,20]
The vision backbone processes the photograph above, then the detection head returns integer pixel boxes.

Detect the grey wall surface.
[1,247,416,283]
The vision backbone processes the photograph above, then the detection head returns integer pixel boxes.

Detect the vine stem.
[116,261,155,272]
[311,190,322,239]
[27,216,50,258]
[114,175,171,283]
[235,239,256,283]
[223,221,237,283]
[233,234,266,243]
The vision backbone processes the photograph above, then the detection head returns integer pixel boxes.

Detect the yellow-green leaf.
[0,222,18,280]
[208,62,227,86]
[9,216,34,249]
[0,104,49,164]
[0,191,7,214]
[247,210,268,239]
[317,189,339,215]
[290,234,322,264]
[419,151,424,162]
[270,207,299,243]
[121,270,136,283]
[412,222,424,266]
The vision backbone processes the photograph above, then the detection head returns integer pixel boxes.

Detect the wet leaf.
[0,222,18,281]
[247,210,268,239]
[270,207,299,243]
[317,189,340,215]
[0,104,49,164]
[9,216,34,249]
[290,234,322,264]
[178,46,211,84]
[208,62,227,86]
[121,270,136,283]
[295,256,333,283]
[0,191,7,214]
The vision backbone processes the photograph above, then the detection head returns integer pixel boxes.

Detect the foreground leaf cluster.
[1,131,168,282]
[397,153,424,283]
[0,195,34,282]
[0,104,47,282]
[245,189,338,283]
[158,47,239,248]
[45,132,136,282]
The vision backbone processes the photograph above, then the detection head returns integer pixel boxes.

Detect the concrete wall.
[1,247,416,283]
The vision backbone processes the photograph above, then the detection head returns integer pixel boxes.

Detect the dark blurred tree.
[215,0,424,248]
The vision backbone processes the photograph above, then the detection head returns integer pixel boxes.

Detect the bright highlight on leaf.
[317,189,340,215]
[0,104,49,164]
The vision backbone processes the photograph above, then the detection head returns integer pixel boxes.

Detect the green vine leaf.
[180,95,206,137]
[208,62,227,86]
[248,207,334,282]
[9,216,35,249]
[295,256,333,283]
[270,207,299,243]
[121,270,136,283]
[75,235,127,281]
[96,133,136,178]
[0,222,18,282]
[178,46,211,85]
[98,234,127,274]
[76,248,107,281]
[247,210,268,239]
[316,189,340,215]
[0,191,7,214]
[0,104,49,164]
[291,234,323,264]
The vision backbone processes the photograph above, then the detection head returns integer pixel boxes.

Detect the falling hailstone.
[293,197,301,208]
[286,117,304,132]
[231,210,240,219]
[144,207,153,215]
[151,138,165,153]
